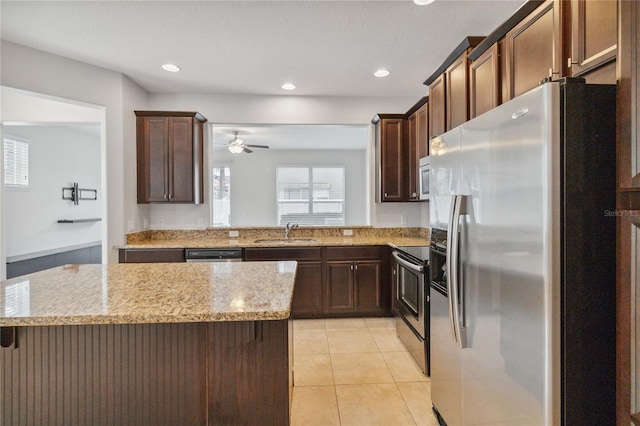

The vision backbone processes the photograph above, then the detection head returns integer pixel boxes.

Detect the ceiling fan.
[226,131,269,154]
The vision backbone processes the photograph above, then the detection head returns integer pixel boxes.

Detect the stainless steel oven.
[392,245,429,375]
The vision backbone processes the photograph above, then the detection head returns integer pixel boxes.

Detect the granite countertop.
[120,236,430,249]
[121,227,430,250]
[0,262,297,327]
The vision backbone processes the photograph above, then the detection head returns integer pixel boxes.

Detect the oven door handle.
[391,251,424,273]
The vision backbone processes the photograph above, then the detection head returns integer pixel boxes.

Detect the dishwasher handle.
[185,248,243,261]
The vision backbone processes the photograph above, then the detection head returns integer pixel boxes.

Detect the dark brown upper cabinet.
[469,44,500,119]
[504,0,563,101]
[135,111,207,204]
[566,0,617,80]
[427,74,446,140]
[373,114,407,202]
[425,37,484,138]
[406,97,429,201]
[618,0,640,190]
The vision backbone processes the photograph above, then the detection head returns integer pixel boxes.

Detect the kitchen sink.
[254,238,317,244]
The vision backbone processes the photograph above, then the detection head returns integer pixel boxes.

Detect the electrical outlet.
[400,215,408,226]
[127,220,135,232]
[158,219,164,229]
[343,229,353,236]
[143,219,149,229]
[229,230,239,238]
[197,218,204,228]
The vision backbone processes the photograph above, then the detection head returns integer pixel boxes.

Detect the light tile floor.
[291,317,440,426]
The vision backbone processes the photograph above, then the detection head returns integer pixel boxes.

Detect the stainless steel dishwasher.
[185,248,243,262]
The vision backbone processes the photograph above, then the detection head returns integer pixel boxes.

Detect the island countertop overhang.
[0,261,297,327]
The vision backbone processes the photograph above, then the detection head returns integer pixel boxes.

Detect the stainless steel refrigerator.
[429,79,616,426]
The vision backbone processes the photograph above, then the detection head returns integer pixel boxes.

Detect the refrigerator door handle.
[446,195,459,343]
[447,194,467,349]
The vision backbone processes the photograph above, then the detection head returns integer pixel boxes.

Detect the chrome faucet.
[284,222,299,239]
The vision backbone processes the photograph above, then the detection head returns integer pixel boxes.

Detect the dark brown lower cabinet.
[246,246,390,318]
[0,320,290,426]
[290,262,323,317]
[326,261,355,313]
[325,246,388,316]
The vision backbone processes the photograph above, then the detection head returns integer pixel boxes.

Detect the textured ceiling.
[1,0,524,98]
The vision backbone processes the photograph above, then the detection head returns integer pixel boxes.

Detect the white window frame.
[276,165,346,226]
[3,135,30,190]
[211,165,232,227]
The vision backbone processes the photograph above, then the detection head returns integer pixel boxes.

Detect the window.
[276,166,345,226]
[212,166,231,226]
[3,136,30,187]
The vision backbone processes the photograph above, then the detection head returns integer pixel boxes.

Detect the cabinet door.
[354,261,382,313]
[445,51,470,130]
[326,261,354,313]
[291,261,324,318]
[407,113,419,200]
[505,0,562,100]
[138,117,169,202]
[428,74,446,139]
[568,0,616,77]
[470,44,500,119]
[380,118,406,202]
[417,103,429,159]
[168,117,195,202]
[618,0,640,189]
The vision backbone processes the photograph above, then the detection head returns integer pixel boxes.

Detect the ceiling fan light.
[374,69,390,78]
[413,0,436,5]
[161,63,181,72]
[228,144,244,154]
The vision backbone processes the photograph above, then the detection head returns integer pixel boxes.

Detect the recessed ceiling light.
[413,0,436,5]
[374,69,390,78]
[282,83,296,91]
[162,63,181,73]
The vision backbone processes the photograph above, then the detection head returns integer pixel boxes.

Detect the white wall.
[122,76,150,233]
[4,125,101,257]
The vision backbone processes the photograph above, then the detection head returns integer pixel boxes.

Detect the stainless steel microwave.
[419,156,430,200]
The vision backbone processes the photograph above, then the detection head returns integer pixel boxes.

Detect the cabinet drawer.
[326,246,382,261]
[244,247,322,261]
[119,248,185,263]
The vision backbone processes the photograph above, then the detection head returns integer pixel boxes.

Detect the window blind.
[3,137,29,187]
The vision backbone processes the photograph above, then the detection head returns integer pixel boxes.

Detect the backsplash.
[126,226,430,244]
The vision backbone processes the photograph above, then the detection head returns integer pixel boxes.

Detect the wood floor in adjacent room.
[291,317,439,426]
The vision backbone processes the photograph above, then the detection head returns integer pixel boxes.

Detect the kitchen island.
[0,262,296,425]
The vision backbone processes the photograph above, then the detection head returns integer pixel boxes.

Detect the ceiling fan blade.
[245,144,270,149]
[242,147,253,153]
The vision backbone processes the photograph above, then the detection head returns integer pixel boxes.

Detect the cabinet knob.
[384,192,388,198]
[350,264,354,271]
[412,192,418,198]
[163,194,168,200]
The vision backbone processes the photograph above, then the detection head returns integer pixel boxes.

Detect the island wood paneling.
[207,320,289,425]
[1,320,290,425]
